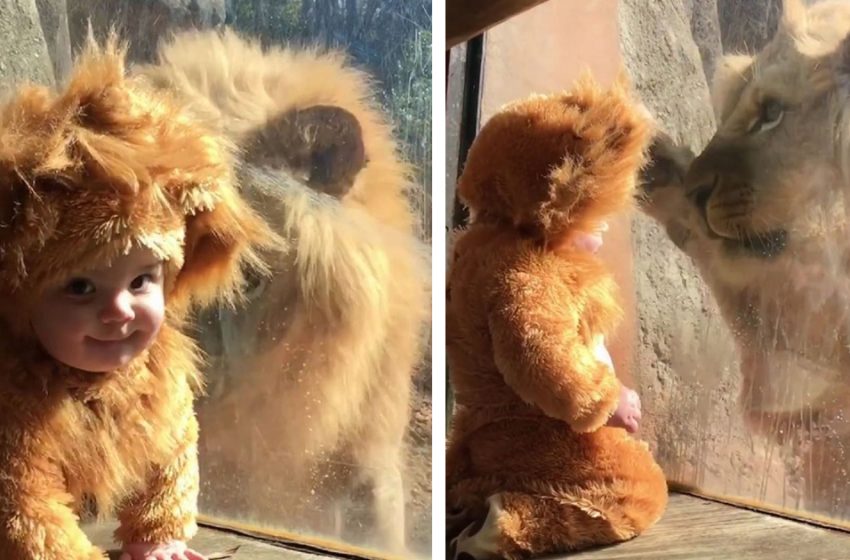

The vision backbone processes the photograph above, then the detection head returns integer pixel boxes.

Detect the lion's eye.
[752,98,784,133]
[243,269,266,299]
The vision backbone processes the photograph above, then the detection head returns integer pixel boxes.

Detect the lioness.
[640,0,850,516]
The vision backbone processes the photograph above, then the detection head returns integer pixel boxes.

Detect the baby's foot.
[120,541,206,560]
[606,385,642,433]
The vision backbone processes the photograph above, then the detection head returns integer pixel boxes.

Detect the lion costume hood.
[0,37,273,340]
[457,76,650,241]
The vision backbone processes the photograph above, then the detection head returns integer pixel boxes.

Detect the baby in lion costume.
[446,78,668,559]
[0,37,273,560]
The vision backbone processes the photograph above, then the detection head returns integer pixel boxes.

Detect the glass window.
[45,1,433,557]
[447,0,850,531]
[625,0,850,524]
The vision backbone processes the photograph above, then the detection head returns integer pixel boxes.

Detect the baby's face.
[30,247,166,373]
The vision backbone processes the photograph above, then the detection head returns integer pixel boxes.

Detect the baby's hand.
[120,541,206,560]
[569,222,608,254]
[606,385,642,433]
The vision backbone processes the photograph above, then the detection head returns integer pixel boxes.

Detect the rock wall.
[0,0,56,90]
[0,0,226,91]
[619,0,795,508]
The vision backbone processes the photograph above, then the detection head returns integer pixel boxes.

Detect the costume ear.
[242,105,367,198]
[170,185,277,311]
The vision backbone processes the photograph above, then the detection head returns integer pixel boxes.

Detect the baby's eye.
[65,278,95,297]
[130,274,154,291]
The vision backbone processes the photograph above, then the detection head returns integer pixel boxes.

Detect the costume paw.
[606,385,642,433]
[448,494,504,560]
[120,541,206,560]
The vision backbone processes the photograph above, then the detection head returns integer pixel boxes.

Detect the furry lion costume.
[135,30,431,552]
[0,37,273,559]
[446,78,668,559]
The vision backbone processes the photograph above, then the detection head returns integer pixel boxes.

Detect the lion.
[639,0,850,516]
[134,30,431,553]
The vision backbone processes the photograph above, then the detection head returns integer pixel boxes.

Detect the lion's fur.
[0,37,274,558]
[138,29,416,236]
[640,0,850,514]
[136,30,430,551]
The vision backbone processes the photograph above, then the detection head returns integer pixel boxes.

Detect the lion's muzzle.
[685,140,788,258]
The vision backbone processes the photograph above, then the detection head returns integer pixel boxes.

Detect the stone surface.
[683,0,723,82]
[0,0,56,91]
[35,0,72,83]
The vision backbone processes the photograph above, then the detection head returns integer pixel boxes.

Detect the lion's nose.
[687,177,723,239]
[691,183,714,215]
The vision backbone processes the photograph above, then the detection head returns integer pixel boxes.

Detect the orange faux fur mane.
[457,77,650,242]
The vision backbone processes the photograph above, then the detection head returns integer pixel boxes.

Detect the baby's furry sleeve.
[0,421,104,559]
[488,253,622,432]
[114,394,200,545]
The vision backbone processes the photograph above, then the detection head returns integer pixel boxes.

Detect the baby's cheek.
[140,289,166,334]
[32,300,91,353]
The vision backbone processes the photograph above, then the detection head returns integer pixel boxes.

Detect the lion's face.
[684,32,848,262]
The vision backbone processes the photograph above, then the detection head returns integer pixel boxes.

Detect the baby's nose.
[99,291,135,323]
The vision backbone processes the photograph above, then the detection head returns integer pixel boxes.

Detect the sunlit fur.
[446,77,667,558]
[138,29,416,235]
[640,0,850,514]
[0,37,275,559]
[136,30,430,551]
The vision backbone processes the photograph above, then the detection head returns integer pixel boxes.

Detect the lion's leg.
[805,438,850,515]
[741,402,850,519]
[345,435,408,553]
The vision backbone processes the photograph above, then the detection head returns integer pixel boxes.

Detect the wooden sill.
[83,522,328,559]
[557,493,850,559]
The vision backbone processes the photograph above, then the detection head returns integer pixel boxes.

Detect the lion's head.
[684,0,850,262]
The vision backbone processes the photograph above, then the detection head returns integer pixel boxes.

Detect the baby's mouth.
[88,332,133,344]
